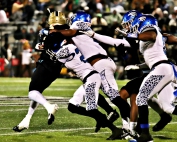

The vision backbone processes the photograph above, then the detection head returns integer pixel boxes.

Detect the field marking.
[0,106,68,112]
[0,122,177,136]
[0,127,95,136]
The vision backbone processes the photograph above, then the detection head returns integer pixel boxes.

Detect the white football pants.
[92,57,120,100]
[69,73,101,110]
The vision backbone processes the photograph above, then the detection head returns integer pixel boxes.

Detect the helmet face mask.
[121,10,142,33]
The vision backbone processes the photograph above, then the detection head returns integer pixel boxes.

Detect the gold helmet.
[47,9,67,29]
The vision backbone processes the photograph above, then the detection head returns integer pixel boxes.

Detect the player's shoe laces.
[48,104,59,125]
[152,112,172,132]
[106,127,124,140]
[107,109,119,123]
[13,115,31,132]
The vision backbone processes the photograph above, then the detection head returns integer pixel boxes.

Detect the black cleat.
[107,109,119,123]
[152,112,172,132]
[48,113,55,125]
[106,127,123,140]
[13,126,27,132]
[136,133,153,142]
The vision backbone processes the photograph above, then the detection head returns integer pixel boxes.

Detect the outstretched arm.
[93,33,131,47]
[49,29,78,37]
[117,28,157,41]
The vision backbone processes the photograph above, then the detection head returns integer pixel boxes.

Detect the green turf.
[0,77,177,142]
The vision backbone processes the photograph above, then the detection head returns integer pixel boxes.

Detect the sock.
[68,103,93,117]
[28,90,48,105]
[130,122,137,131]
[111,96,130,120]
[122,118,130,130]
[43,102,52,113]
[138,105,149,133]
[138,105,149,124]
[98,94,114,114]
[27,101,39,116]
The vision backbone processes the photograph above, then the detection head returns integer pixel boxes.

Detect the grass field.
[0,77,177,142]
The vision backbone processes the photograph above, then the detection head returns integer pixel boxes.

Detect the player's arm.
[137,30,157,41]
[163,33,177,44]
[49,29,78,37]
[117,28,157,41]
[93,33,131,47]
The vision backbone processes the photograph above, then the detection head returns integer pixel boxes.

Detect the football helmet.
[121,10,142,32]
[47,10,67,29]
[68,10,91,26]
[130,14,158,34]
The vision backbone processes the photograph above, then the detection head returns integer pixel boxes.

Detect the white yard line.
[0,107,68,112]
[0,122,177,136]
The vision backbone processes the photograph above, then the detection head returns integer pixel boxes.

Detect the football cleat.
[152,112,172,132]
[106,127,123,140]
[48,104,59,125]
[136,133,153,142]
[13,116,31,132]
[107,109,119,123]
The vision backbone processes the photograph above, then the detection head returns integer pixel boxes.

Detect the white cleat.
[13,116,31,132]
[48,104,59,125]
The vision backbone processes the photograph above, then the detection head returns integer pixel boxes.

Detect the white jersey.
[72,34,107,60]
[139,26,168,69]
[56,44,95,80]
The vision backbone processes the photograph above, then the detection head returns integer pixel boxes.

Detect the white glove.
[125,65,140,70]
[39,29,49,37]
[115,28,127,36]
[79,30,95,37]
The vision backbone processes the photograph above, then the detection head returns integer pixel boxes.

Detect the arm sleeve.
[93,33,131,47]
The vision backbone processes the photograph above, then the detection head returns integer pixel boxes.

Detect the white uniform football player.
[54,43,101,110]
[69,11,131,139]
[124,15,177,142]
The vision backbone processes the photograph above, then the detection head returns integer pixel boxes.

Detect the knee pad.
[28,90,39,100]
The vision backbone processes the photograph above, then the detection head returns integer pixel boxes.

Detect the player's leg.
[151,82,175,131]
[68,75,124,140]
[119,75,145,139]
[136,64,174,142]
[93,58,131,131]
[98,94,119,124]
[27,64,59,125]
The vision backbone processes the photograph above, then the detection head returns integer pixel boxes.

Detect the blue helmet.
[68,10,91,26]
[121,10,142,32]
[130,14,158,34]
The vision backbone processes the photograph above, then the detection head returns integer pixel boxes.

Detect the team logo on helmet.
[128,11,137,17]
[138,16,146,22]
